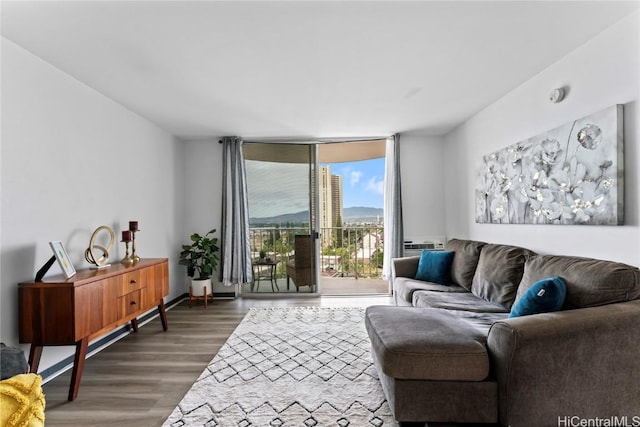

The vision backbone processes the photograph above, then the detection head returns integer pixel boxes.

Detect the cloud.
[350,171,362,186]
[366,176,384,195]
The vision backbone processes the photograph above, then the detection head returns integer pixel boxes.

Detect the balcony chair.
[286,235,315,292]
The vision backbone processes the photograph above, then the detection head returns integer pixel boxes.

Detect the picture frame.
[49,240,76,279]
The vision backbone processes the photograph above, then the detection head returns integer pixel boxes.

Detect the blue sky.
[246,157,384,218]
[325,158,385,209]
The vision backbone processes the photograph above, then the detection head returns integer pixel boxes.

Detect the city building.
[318,165,344,245]
[331,173,343,228]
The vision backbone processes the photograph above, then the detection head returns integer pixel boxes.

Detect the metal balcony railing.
[249,226,384,280]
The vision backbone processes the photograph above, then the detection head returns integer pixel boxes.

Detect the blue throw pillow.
[414,250,455,285]
[509,276,567,318]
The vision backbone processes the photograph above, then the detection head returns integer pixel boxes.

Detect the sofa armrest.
[391,256,420,280]
[487,299,640,427]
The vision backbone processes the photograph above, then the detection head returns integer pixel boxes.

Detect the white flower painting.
[476,105,623,225]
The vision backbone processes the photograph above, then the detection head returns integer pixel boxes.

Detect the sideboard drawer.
[119,270,146,296]
[119,289,144,318]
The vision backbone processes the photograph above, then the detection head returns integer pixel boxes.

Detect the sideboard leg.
[68,337,88,401]
[130,318,139,332]
[28,345,43,373]
[158,300,168,331]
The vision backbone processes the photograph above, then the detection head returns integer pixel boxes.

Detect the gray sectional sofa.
[365,239,640,426]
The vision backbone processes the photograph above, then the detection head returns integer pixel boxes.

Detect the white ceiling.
[2,1,638,140]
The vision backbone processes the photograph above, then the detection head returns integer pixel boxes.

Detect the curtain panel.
[220,136,253,291]
[382,134,404,280]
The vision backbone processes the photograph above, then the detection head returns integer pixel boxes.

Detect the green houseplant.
[179,229,220,298]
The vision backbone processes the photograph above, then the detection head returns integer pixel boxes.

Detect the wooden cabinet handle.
[130,301,137,306]
[130,280,137,284]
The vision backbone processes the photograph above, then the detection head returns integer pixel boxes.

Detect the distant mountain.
[343,206,383,219]
[250,210,309,225]
[250,206,383,225]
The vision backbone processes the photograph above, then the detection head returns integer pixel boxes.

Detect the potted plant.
[259,250,266,261]
[179,229,220,298]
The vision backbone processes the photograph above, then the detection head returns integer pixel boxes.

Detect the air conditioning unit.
[403,237,445,256]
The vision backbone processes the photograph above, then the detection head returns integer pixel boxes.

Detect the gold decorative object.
[121,230,134,265]
[84,225,115,268]
[129,221,141,262]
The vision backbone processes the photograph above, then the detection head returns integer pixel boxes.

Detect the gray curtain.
[382,133,404,280]
[221,136,253,291]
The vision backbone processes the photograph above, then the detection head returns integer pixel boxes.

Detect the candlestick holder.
[131,230,141,262]
[121,240,134,265]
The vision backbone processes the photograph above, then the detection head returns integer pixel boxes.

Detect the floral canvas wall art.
[476,105,623,225]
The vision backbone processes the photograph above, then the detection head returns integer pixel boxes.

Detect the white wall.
[181,136,447,290]
[180,139,226,292]
[0,38,185,371]
[399,134,447,242]
[444,12,640,266]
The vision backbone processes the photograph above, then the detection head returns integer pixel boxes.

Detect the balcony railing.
[249,226,384,281]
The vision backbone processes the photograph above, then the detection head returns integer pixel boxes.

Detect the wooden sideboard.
[19,258,169,401]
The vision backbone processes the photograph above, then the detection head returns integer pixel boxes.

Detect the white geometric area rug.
[163,307,397,426]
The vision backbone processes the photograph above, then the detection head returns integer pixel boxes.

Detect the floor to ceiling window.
[316,140,387,295]
[242,139,389,296]
[242,143,316,295]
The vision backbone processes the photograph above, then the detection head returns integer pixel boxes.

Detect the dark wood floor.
[42,295,393,426]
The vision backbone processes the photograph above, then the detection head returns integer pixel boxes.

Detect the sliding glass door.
[316,140,388,295]
[242,143,318,294]
[242,139,390,296]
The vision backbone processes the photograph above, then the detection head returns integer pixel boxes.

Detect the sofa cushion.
[509,276,566,318]
[392,256,420,280]
[433,308,508,336]
[445,239,487,291]
[471,244,536,309]
[415,250,455,285]
[394,278,467,306]
[413,291,510,314]
[365,306,490,381]
[516,255,640,309]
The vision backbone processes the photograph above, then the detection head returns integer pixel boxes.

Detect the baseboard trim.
[39,293,189,383]
[213,292,235,298]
